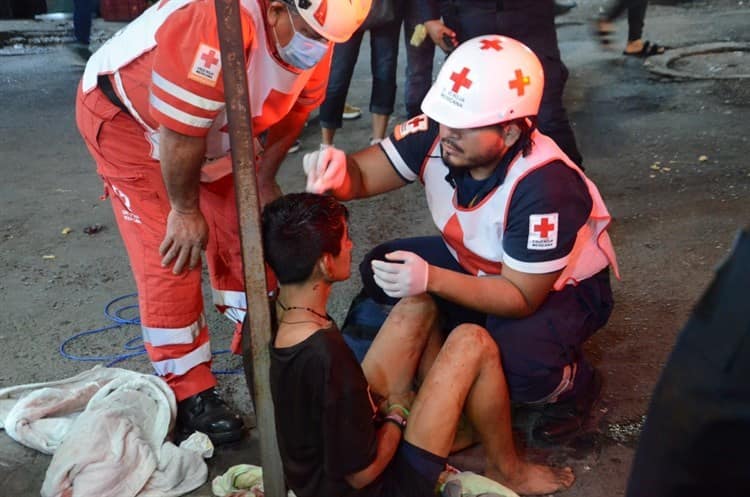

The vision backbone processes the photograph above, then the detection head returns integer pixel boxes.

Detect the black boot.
[531,368,603,444]
[176,388,245,445]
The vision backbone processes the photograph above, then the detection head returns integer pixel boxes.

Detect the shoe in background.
[342,103,362,120]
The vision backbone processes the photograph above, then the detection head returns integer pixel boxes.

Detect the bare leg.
[406,324,575,496]
[371,113,390,142]
[415,322,443,385]
[321,127,336,146]
[413,327,477,453]
[361,294,440,403]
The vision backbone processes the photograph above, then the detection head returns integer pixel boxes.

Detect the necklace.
[279,318,329,325]
[278,299,331,322]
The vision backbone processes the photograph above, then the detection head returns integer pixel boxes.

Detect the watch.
[384,412,407,430]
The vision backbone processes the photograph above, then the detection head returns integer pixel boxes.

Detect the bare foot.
[624,39,645,55]
[487,461,575,496]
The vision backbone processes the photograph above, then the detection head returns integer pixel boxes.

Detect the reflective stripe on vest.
[151,341,212,376]
[141,313,206,347]
[421,131,619,288]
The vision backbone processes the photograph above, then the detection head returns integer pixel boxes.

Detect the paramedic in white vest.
[305,35,620,443]
[75,0,371,445]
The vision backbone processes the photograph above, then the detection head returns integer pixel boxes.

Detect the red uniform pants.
[76,83,248,401]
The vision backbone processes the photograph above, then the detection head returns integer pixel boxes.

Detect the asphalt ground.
[0,1,748,495]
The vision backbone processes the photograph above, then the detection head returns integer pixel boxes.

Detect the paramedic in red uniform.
[305,35,619,444]
[75,0,371,445]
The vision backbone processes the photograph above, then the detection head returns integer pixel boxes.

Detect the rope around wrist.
[384,412,407,431]
[387,403,410,418]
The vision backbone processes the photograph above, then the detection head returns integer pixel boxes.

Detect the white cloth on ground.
[0,366,207,497]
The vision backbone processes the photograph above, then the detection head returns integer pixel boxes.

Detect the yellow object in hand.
[410,23,427,47]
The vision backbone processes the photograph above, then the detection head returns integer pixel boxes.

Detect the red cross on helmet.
[289,0,372,43]
[421,35,544,129]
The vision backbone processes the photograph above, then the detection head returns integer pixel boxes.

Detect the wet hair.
[262,193,349,284]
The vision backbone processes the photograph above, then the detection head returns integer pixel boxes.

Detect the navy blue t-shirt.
[380,116,592,272]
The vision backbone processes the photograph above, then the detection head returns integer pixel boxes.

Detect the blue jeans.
[319,17,402,130]
[403,2,435,118]
[73,0,93,45]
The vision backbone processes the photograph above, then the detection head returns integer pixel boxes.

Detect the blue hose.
[59,293,242,374]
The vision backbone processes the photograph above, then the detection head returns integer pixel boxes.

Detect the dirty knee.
[397,294,438,319]
[446,324,498,360]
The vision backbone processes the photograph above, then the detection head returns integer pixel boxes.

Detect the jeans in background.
[319,16,402,130]
[403,1,435,118]
[73,0,93,45]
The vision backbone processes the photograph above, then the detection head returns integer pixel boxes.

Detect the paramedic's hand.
[371,251,429,299]
[424,20,457,53]
[159,208,208,275]
[304,146,348,194]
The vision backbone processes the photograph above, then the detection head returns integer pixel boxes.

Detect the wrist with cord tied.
[382,403,409,432]
[387,403,410,418]
[383,412,407,431]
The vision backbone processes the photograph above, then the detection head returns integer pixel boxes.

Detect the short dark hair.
[262,193,349,284]
[511,116,536,157]
[490,117,536,157]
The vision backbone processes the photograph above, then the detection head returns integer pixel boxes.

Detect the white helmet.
[421,35,544,129]
[289,0,372,43]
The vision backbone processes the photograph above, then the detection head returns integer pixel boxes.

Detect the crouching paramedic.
[75,0,371,444]
[304,35,620,443]
[263,192,575,497]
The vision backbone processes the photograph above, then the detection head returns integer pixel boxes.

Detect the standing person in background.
[414,0,583,166]
[70,0,93,62]
[403,1,435,119]
[75,0,371,445]
[596,0,665,57]
[319,0,403,148]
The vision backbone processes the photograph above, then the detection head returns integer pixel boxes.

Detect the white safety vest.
[81,0,318,161]
[422,131,620,290]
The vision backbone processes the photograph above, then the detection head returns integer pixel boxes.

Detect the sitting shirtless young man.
[263,192,574,497]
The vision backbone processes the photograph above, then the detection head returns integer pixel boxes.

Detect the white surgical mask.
[274,8,329,70]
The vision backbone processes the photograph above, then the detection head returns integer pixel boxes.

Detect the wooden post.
[213,1,285,496]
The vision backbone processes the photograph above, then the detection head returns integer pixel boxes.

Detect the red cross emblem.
[408,115,426,127]
[201,49,219,69]
[313,0,327,25]
[533,217,555,238]
[449,67,473,93]
[479,38,503,51]
[508,69,531,96]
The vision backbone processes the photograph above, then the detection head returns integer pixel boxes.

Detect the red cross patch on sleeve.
[527,213,559,250]
[394,114,429,141]
[188,43,222,87]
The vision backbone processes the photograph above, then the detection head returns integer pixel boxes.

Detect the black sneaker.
[531,368,603,444]
[176,388,245,445]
